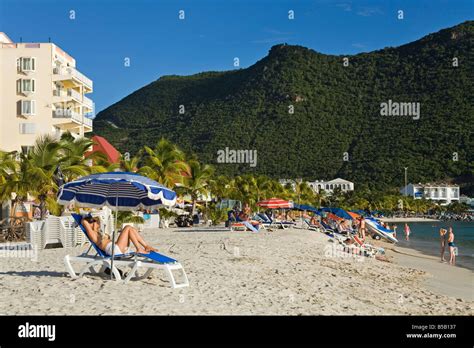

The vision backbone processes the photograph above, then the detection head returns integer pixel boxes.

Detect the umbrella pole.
[111,194,118,280]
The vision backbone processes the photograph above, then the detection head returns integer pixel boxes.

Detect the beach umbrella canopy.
[57,172,177,209]
[292,203,320,214]
[257,198,293,209]
[348,211,362,220]
[57,172,177,279]
[327,212,344,222]
[350,209,369,217]
[319,207,353,220]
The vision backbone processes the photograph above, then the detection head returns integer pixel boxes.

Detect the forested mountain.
[93,21,474,191]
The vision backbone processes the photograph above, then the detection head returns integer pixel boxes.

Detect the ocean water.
[393,221,474,270]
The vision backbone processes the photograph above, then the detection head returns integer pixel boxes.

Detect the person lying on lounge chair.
[237,211,260,232]
[82,216,157,256]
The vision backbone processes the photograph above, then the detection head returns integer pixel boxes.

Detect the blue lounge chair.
[257,213,296,229]
[63,214,189,288]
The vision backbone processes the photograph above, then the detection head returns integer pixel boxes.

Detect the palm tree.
[208,175,232,201]
[178,160,214,215]
[60,134,108,179]
[314,189,327,208]
[0,151,33,219]
[265,179,286,199]
[141,138,189,188]
[0,151,20,219]
[0,151,19,186]
[26,135,63,218]
[119,152,142,173]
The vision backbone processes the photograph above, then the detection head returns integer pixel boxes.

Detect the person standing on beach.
[447,227,456,265]
[404,223,411,241]
[439,228,447,262]
[358,216,366,241]
[392,224,398,238]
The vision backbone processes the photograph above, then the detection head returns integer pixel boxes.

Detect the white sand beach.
[0,227,472,315]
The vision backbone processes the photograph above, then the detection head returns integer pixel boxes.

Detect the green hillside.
[93,21,474,192]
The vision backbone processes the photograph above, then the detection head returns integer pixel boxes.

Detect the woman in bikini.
[82,216,157,256]
[447,227,456,265]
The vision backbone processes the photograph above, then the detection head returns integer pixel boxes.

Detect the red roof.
[86,135,120,164]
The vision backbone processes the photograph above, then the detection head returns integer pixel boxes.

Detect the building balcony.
[53,89,94,111]
[53,66,93,93]
[82,95,94,110]
[52,109,93,132]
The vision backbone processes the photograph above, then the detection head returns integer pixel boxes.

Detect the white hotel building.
[400,183,460,205]
[279,178,355,194]
[0,32,94,153]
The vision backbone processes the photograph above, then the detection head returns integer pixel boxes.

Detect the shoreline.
[380,217,440,222]
[389,245,473,301]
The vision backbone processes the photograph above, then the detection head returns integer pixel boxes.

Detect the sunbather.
[237,211,261,231]
[82,216,157,256]
[310,215,320,226]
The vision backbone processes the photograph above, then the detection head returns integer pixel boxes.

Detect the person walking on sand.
[392,224,398,238]
[404,223,411,241]
[439,228,448,262]
[447,227,456,265]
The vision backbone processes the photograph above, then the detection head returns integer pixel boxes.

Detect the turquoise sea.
[394,221,474,270]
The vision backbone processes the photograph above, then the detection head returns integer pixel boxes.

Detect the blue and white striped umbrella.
[57,172,177,279]
[57,172,177,210]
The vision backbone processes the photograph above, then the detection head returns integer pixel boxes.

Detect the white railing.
[67,88,82,101]
[83,95,94,108]
[82,116,93,128]
[53,109,81,119]
[52,109,93,128]
[53,66,93,90]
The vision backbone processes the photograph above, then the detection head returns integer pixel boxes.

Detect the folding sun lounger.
[331,233,377,258]
[257,213,296,229]
[63,214,189,288]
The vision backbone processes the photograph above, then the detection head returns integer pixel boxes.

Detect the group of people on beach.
[439,227,456,265]
[355,217,410,242]
[379,222,411,241]
[227,203,460,267]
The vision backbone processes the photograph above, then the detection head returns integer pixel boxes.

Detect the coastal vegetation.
[0,134,469,218]
[93,21,474,194]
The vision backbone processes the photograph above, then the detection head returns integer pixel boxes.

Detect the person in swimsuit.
[82,216,157,256]
[447,227,456,265]
[358,216,366,241]
[439,228,448,262]
[404,223,411,241]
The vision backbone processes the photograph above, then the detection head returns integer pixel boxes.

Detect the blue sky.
[0,0,472,112]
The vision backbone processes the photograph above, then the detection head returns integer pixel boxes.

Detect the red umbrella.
[257,198,293,209]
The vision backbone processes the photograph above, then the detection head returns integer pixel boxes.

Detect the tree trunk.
[10,198,18,220]
[191,195,197,216]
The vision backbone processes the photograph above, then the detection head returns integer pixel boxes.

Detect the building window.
[19,123,36,134]
[17,57,36,73]
[21,100,36,116]
[17,79,36,94]
[21,146,33,154]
